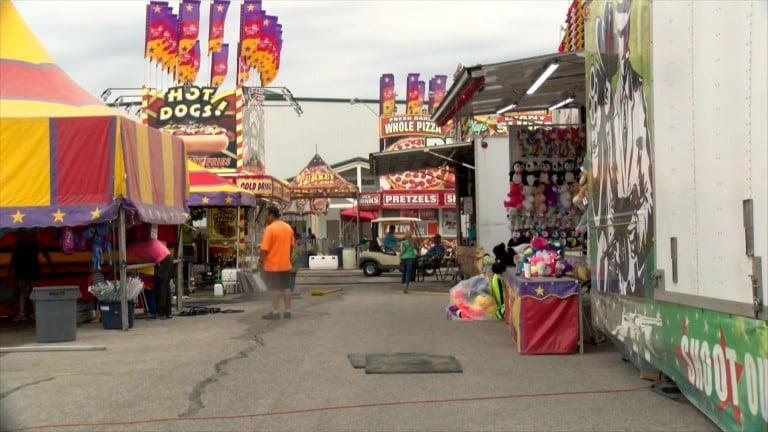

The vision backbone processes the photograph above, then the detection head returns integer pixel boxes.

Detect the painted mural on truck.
[586,0,654,297]
[590,293,768,431]
[586,1,768,430]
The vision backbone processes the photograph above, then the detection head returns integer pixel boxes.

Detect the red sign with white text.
[359,190,456,210]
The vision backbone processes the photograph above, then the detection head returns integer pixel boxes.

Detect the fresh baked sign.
[379,114,444,138]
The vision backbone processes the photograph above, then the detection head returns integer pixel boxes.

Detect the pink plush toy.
[504,182,524,210]
[530,235,549,250]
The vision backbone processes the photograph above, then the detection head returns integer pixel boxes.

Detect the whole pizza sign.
[380,114,444,139]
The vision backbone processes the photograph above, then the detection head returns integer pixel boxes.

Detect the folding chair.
[417,252,447,282]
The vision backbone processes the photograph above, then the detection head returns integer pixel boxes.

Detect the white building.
[263,96,407,180]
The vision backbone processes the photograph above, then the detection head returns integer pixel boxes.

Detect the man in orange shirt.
[259,205,295,319]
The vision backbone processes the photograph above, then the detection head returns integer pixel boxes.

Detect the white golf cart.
[358,217,431,277]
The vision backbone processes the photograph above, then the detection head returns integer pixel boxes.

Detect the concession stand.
[287,154,359,268]
[369,142,475,272]
[233,173,291,264]
[0,0,190,330]
[186,161,259,287]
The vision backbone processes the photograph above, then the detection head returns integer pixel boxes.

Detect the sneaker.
[283,312,292,319]
[262,311,281,320]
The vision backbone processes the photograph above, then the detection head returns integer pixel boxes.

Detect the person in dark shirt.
[8,229,54,322]
[418,234,446,268]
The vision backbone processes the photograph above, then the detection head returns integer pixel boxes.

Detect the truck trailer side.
[585,1,767,430]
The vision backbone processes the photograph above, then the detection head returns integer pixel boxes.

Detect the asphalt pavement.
[0,270,718,431]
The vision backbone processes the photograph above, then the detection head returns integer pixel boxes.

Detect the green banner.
[592,292,768,431]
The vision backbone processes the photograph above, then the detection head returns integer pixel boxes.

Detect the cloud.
[13,0,572,178]
[14,0,570,99]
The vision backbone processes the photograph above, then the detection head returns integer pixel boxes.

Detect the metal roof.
[369,141,474,177]
[432,51,586,126]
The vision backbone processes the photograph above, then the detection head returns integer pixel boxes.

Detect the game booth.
[0,0,190,332]
[425,52,590,355]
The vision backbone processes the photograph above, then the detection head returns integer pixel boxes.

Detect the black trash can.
[335,246,344,268]
[30,286,81,343]
[100,301,136,329]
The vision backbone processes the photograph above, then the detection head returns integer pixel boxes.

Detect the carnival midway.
[0,0,766,431]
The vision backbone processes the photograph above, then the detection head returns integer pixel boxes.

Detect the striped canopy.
[0,0,189,228]
[188,161,257,207]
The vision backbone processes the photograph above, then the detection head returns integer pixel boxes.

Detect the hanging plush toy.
[563,159,578,185]
[60,227,75,255]
[74,227,90,251]
[524,160,539,187]
[504,161,526,212]
[551,161,563,186]
[510,160,525,185]
[533,184,547,215]
[558,183,572,214]
[85,223,113,271]
[521,184,534,215]
[504,180,525,213]
[538,160,552,185]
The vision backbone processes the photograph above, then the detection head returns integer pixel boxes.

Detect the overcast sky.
[14,0,571,101]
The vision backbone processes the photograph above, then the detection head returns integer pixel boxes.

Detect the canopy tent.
[0,0,189,229]
[282,198,327,216]
[188,161,257,207]
[0,0,189,330]
[340,207,377,222]
[288,154,359,199]
[286,153,361,248]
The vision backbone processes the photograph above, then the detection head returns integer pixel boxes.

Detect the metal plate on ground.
[363,353,463,374]
[348,352,424,369]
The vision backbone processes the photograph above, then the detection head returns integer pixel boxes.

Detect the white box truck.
[584,1,767,430]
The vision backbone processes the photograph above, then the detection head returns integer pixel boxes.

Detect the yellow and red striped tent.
[0,0,189,229]
[188,161,256,207]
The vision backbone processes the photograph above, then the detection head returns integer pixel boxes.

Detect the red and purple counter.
[503,274,582,354]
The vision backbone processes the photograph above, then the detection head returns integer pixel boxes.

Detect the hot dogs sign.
[145,85,240,172]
